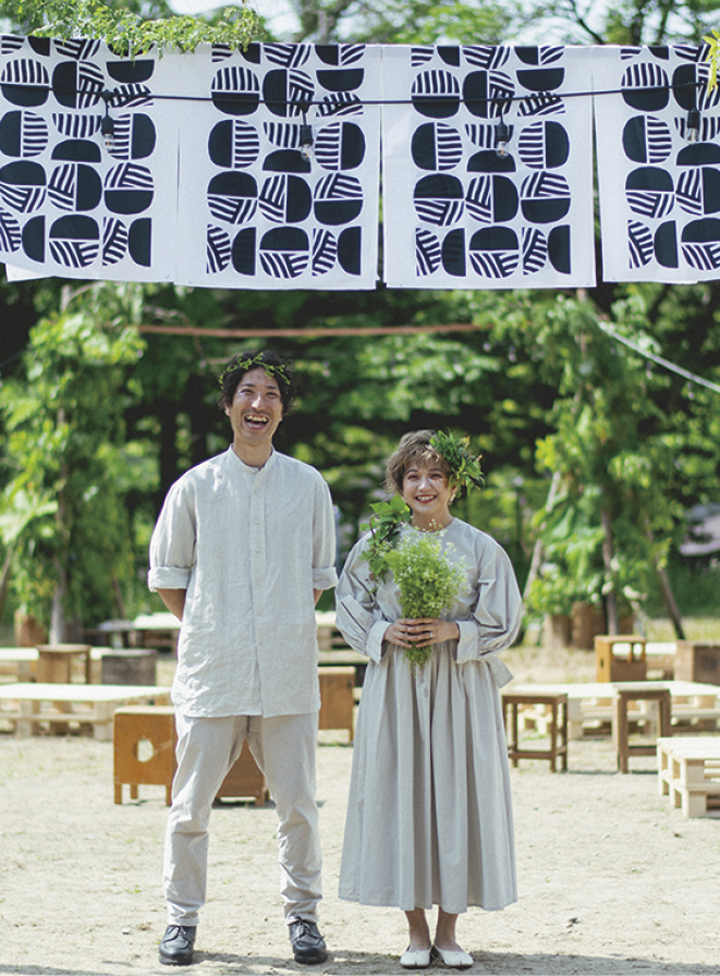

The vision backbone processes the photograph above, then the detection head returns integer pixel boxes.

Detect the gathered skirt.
[338,641,517,913]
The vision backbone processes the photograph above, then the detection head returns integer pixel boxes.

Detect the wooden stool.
[113,705,176,804]
[101,648,157,686]
[502,691,569,771]
[595,636,647,682]
[36,644,93,684]
[612,685,671,773]
[215,741,268,805]
[318,666,355,742]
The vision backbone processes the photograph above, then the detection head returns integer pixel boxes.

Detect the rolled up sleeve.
[148,480,196,593]
[312,479,339,591]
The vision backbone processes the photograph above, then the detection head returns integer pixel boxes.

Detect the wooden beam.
[137,323,479,338]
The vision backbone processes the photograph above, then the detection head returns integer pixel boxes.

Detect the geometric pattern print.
[174,42,381,290]
[0,33,175,280]
[595,44,720,282]
[381,44,596,289]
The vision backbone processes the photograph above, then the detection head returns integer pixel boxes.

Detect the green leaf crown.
[430,430,484,497]
[219,352,291,388]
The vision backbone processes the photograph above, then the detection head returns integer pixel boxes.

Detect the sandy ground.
[1,642,719,976]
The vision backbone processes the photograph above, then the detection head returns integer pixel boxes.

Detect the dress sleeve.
[147,479,196,592]
[335,538,390,663]
[455,538,523,672]
[312,477,339,591]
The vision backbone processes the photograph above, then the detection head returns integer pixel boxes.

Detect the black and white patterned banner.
[0,34,179,280]
[381,45,596,289]
[594,45,720,283]
[175,43,381,289]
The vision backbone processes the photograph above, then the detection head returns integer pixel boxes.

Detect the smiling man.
[148,350,337,967]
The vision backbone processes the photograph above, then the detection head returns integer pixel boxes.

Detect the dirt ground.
[1,639,719,976]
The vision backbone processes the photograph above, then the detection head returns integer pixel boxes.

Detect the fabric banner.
[381,45,596,290]
[594,45,720,283]
[0,33,180,281]
[174,42,381,289]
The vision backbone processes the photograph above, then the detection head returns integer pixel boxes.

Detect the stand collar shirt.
[148,447,337,717]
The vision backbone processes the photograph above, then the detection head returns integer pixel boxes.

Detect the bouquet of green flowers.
[385,531,466,669]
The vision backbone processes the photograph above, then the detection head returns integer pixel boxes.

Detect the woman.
[335,430,522,970]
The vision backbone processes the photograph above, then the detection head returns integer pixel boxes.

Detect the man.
[148,350,337,967]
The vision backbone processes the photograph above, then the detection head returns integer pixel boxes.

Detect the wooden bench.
[657,736,720,817]
[502,691,568,771]
[0,683,170,739]
[595,635,647,682]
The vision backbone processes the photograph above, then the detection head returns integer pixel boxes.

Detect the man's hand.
[157,588,186,621]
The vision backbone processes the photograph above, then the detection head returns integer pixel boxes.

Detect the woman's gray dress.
[335,519,522,913]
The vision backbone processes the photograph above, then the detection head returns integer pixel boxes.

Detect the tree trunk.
[522,469,562,602]
[601,505,619,635]
[654,559,686,640]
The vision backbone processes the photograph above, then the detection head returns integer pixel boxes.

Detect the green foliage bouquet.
[385,531,466,669]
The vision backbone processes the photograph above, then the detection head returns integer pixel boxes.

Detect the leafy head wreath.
[429,430,484,498]
[218,350,295,410]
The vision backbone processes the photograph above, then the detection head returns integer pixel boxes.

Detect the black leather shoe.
[158,924,196,966]
[288,918,328,964]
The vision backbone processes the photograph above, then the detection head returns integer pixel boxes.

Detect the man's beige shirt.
[149,446,337,718]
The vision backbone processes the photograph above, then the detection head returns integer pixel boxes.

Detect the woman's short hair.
[218,349,295,413]
[384,430,452,494]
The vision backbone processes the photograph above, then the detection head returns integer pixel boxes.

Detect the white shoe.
[431,944,474,969]
[400,946,432,968]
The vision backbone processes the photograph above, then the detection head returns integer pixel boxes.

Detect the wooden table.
[613,684,671,773]
[0,683,171,739]
[507,681,720,741]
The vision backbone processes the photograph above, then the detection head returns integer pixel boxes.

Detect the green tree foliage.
[0,285,146,637]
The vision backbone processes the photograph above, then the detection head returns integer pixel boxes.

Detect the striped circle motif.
[102,217,129,265]
[209,120,260,168]
[207,225,232,273]
[518,120,569,169]
[621,63,670,112]
[207,172,258,225]
[414,174,464,226]
[1,58,50,107]
[314,173,363,225]
[0,110,48,157]
[259,174,312,223]
[211,66,261,116]
[259,227,309,278]
[411,122,463,171]
[104,163,154,215]
[520,171,571,223]
[411,70,461,119]
[681,219,720,270]
[0,160,46,213]
[48,214,100,268]
[625,167,675,219]
[677,168,720,217]
[628,219,654,268]
[315,122,366,171]
[622,116,672,165]
[0,207,21,251]
[468,226,519,278]
[415,227,442,276]
[48,163,102,212]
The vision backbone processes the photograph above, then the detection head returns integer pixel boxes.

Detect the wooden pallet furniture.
[114,705,177,804]
[0,648,37,681]
[657,736,720,817]
[595,635,648,682]
[502,690,568,771]
[0,683,170,739]
[318,666,355,742]
[613,684,672,773]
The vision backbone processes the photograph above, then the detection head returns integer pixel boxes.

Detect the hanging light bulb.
[100,90,115,151]
[494,116,511,158]
[298,99,314,161]
[686,107,701,144]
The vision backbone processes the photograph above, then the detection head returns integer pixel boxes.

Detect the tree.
[0,284,146,640]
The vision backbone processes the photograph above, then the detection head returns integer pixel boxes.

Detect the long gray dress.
[336,519,522,913]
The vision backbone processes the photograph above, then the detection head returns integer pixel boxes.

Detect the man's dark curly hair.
[218,350,296,414]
